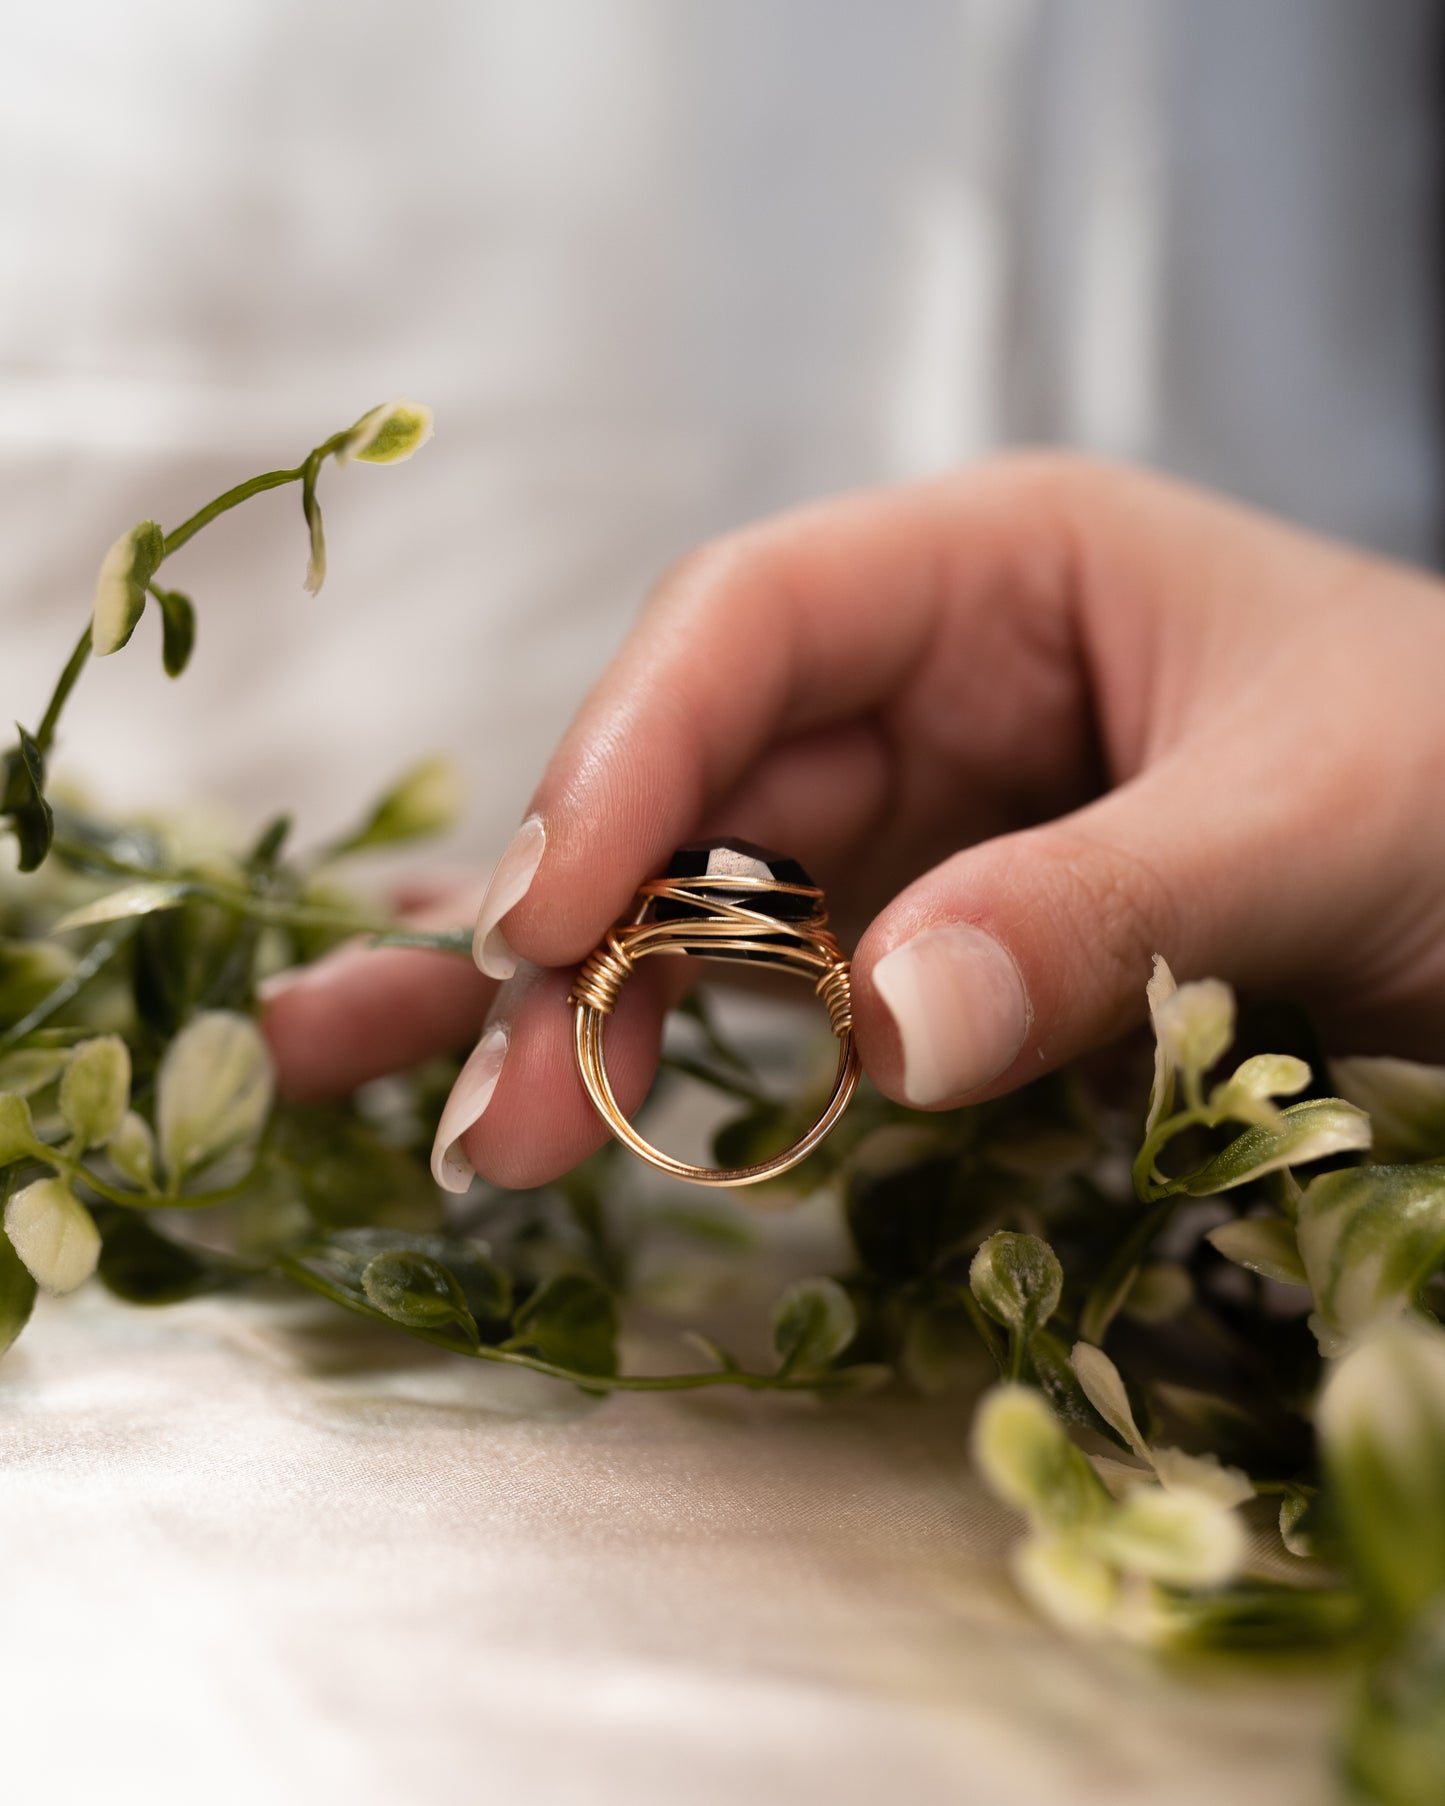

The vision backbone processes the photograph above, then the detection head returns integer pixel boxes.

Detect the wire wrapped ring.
[569,840,861,1187]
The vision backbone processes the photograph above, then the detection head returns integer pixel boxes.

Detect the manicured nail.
[430,1023,510,1193]
[872,925,1030,1106]
[472,816,546,980]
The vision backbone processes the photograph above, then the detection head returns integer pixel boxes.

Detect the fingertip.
[457,960,674,1192]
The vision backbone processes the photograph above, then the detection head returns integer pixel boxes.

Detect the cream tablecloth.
[5,1270,1337,1806]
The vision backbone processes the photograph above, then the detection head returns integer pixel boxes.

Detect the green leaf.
[1010,1536,1119,1634]
[1332,1054,1445,1162]
[680,1331,741,1373]
[969,1231,1063,1341]
[814,1362,892,1396]
[1164,1098,1371,1197]
[1070,1342,1150,1459]
[2,726,54,872]
[1077,1198,1173,1348]
[91,519,165,657]
[438,1242,511,1326]
[246,814,292,871]
[712,1104,788,1170]
[1152,974,1235,1084]
[1279,1491,1316,1559]
[266,1120,444,1237]
[1209,1052,1312,1126]
[1318,1321,1445,1628]
[899,1296,988,1396]
[280,1228,509,1354]
[0,1091,43,1166]
[1149,1583,1363,1653]
[972,1384,1111,1532]
[330,756,462,855]
[845,1151,978,1285]
[50,880,195,935]
[3,1177,100,1293]
[1120,1261,1193,1323]
[1297,1162,1445,1340]
[152,586,196,678]
[361,1250,479,1346]
[107,1110,157,1192]
[712,1104,831,1202]
[95,1210,230,1305]
[1023,1328,1114,1435]
[340,399,434,464]
[1090,1486,1245,1587]
[1144,953,1179,1138]
[156,1011,274,1187]
[0,1221,37,1355]
[1343,1598,1445,1806]
[771,1276,857,1377]
[0,938,75,1023]
[1148,1445,1254,1508]
[302,460,326,596]
[0,923,138,1054]
[508,1272,618,1377]
[0,1048,70,1096]
[1206,1215,1309,1286]
[58,1034,131,1150]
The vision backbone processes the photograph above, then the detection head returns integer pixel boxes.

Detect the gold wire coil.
[569,867,861,1188]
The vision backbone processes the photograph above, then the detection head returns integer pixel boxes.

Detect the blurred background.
[5,0,1442,866]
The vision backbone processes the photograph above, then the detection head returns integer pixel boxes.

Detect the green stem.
[0,923,139,1055]
[161,465,303,558]
[959,1285,1008,1376]
[28,433,348,761]
[1132,1103,1214,1200]
[656,1052,774,1109]
[50,836,168,882]
[33,628,94,756]
[41,1149,253,1211]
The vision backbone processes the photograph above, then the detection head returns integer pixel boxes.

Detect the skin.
[263,455,1445,1187]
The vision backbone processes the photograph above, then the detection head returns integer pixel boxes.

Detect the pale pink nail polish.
[472,817,546,980]
[430,1023,510,1193]
[872,925,1031,1106]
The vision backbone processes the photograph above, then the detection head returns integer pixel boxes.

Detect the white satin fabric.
[4,1268,1336,1806]
[2,2,1437,1798]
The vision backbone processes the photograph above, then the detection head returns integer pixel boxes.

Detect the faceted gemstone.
[653,839,818,928]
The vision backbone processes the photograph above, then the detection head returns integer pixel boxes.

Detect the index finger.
[475,459,1076,976]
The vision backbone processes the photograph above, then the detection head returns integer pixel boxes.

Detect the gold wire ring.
[569,841,861,1188]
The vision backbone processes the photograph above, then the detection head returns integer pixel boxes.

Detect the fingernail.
[430,1023,510,1193]
[872,925,1030,1106]
[472,816,546,980]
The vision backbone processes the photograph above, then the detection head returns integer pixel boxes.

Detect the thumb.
[854,757,1312,1108]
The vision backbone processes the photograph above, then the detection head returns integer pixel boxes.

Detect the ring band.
[569,840,861,1187]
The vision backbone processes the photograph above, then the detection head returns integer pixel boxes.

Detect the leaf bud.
[338,399,434,465]
[92,520,165,657]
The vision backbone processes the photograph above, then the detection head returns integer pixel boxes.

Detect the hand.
[263,456,1445,1192]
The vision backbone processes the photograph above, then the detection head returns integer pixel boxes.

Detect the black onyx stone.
[653,839,818,927]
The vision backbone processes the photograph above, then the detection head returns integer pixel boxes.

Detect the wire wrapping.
[815,958,852,1037]
[569,932,636,1017]
[568,862,861,1186]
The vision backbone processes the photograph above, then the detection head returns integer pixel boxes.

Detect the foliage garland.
[3,411,1443,1804]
